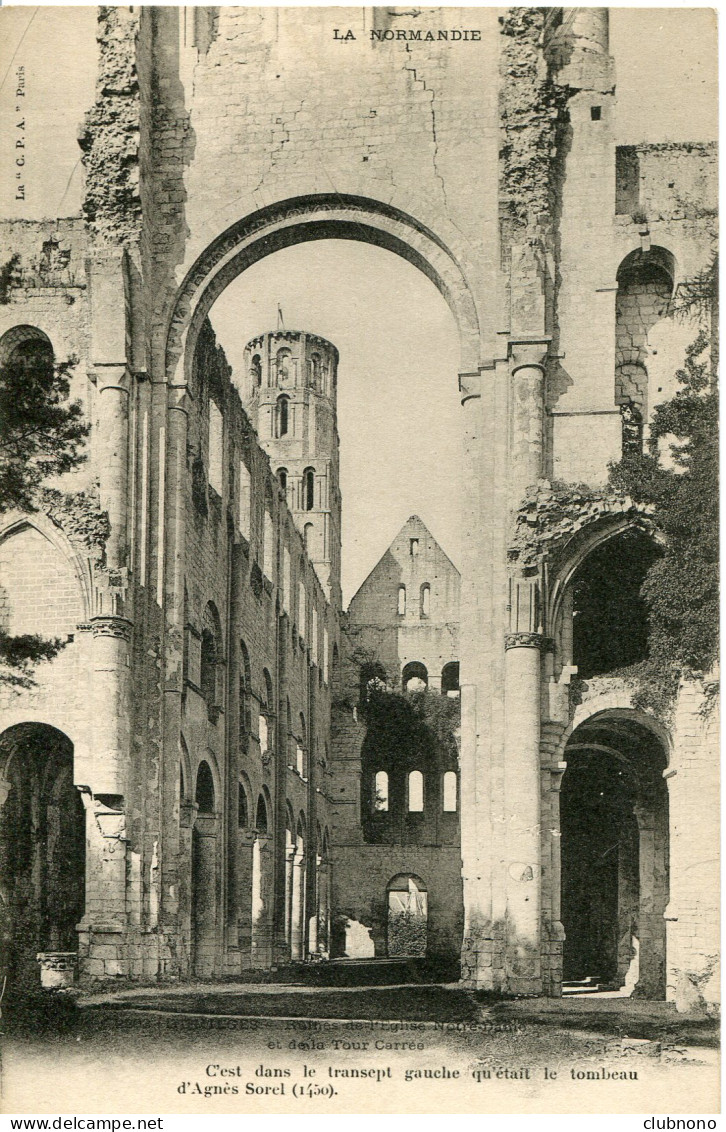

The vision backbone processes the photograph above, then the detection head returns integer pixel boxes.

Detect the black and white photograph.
[0,3,719,1117]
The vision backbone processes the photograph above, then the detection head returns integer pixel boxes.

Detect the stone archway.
[190,759,219,977]
[163,195,481,384]
[386,873,428,958]
[0,723,85,987]
[162,194,484,981]
[560,712,669,998]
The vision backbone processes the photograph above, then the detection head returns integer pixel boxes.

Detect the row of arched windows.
[276,466,316,511]
[397,583,431,618]
[399,661,460,695]
[250,348,330,393]
[372,770,458,813]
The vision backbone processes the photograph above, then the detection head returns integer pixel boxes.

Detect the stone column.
[251,835,274,968]
[192,813,219,978]
[161,385,190,929]
[89,616,133,798]
[508,338,549,508]
[236,829,255,968]
[503,630,545,994]
[458,368,495,987]
[284,838,295,954]
[542,755,566,996]
[290,845,306,960]
[95,367,132,570]
[634,797,668,998]
[87,248,132,573]
[77,793,128,980]
[317,859,331,957]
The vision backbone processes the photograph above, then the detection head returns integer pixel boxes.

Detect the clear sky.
[209,242,462,605]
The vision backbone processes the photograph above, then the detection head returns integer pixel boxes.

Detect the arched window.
[208,401,223,493]
[200,602,222,719]
[298,577,306,637]
[374,770,389,812]
[263,507,274,578]
[256,793,269,834]
[238,781,249,827]
[303,467,315,511]
[259,667,274,753]
[441,661,460,697]
[310,352,322,388]
[200,630,216,704]
[615,246,674,456]
[304,522,314,553]
[263,668,274,711]
[276,347,292,384]
[570,529,661,679]
[250,353,262,388]
[402,660,428,692]
[420,583,431,618]
[408,770,424,812]
[239,639,252,752]
[359,661,387,705]
[443,771,457,812]
[196,761,215,813]
[276,395,290,438]
[1,328,54,378]
[277,467,288,493]
[297,713,307,777]
[397,585,406,617]
[238,460,251,539]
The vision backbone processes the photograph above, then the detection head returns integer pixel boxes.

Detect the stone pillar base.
[37,952,77,989]
[541,920,565,997]
[460,931,505,990]
[666,917,719,1014]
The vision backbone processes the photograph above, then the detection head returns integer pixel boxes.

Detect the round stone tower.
[242,330,342,609]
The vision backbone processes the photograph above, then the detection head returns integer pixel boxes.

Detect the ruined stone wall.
[550,110,717,482]
[0,219,93,444]
[173,317,336,973]
[347,516,460,686]
[330,515,462,958]
[140,6,501,372]
[666,679,720,1013]
[331,844,463,960]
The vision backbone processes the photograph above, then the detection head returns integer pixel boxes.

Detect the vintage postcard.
[0,3,719,1117]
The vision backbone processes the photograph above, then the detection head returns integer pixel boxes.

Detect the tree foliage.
[0,329,90,686]
[607,258,718,709]
[0,346,88,515]
[362,683,460,764]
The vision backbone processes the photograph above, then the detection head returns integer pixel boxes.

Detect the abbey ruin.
[0,7,717,1013]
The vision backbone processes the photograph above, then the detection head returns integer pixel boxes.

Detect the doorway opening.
[386,872,428,958]
[561,713,669,998]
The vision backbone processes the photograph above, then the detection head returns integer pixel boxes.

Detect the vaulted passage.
[561,714,669,998]
[0,724,85,987]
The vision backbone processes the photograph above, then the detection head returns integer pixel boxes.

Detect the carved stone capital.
[93,364,132,396]
[180,800,198,830]
[91,615,133,642]
[508,337,551,376]
[458,370,482,402]
[168,385,191,415]
[505,631,550,651]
